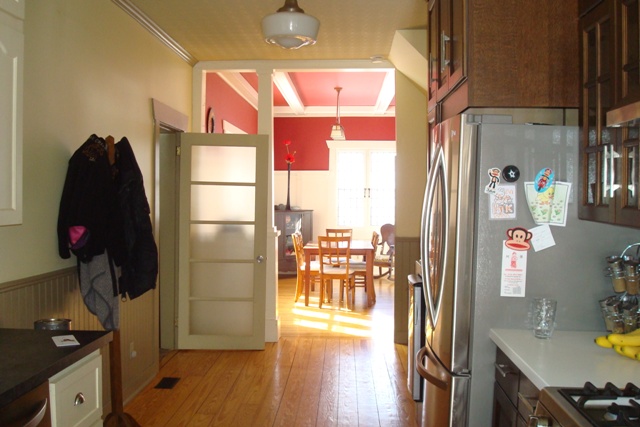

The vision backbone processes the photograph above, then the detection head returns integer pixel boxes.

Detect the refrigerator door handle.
[416,345,448,390]
[421,143,449,328]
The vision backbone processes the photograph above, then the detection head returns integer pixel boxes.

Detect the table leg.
[366,251,376,307]
[304,249,310,306]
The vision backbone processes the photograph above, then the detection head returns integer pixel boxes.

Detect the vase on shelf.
[286,162,291,210]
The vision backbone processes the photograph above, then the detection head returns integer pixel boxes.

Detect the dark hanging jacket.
[114,137,158,300]
[57,135,157,300]
[57,134,126,265]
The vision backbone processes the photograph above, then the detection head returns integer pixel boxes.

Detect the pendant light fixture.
[262,0,320,49]
[330,87,346,140]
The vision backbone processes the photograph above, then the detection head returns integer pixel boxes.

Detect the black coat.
[57,135,157,300]
[57,134,125,264]
[114,137,158,300]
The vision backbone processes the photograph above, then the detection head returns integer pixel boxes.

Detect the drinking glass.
[532,297,557,339]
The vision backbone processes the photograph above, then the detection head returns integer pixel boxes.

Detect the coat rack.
[103,330,140,426]
[103,135,139,426]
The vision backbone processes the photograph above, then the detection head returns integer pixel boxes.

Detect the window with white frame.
[335,148,395,228]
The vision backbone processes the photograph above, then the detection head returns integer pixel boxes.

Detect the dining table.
[303,239,376,308]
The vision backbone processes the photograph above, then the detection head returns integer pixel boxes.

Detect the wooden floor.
[124,275,423,426]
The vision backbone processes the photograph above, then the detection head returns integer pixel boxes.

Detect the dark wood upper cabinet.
[427,0,580,121]
[578,0,640,227]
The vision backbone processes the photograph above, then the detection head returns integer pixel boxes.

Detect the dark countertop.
[0,328,113,407]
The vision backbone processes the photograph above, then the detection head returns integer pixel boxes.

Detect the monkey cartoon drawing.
[484,168,501,193]
[505,226,533,251]
[534,167,554,192]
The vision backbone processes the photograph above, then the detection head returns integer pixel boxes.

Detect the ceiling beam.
[273,72,305,115]
[216,71,259,110]
[374,71,396,115]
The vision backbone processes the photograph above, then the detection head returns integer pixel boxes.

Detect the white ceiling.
[115,0,428,117]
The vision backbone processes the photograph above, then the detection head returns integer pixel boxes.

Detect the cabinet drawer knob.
[74,392,85,406]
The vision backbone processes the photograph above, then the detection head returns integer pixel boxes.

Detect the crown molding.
[112,0,197,65]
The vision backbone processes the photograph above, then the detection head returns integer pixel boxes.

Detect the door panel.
[178,133,268,349]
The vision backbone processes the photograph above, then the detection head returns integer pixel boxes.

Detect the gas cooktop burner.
[559,382,640,427]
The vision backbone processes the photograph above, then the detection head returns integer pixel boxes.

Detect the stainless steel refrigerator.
[416,113,639,426]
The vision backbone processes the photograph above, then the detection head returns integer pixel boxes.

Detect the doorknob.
[256,255,264,263]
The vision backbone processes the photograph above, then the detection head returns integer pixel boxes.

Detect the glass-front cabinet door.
[579,0,640,226]
[579,0,617,222]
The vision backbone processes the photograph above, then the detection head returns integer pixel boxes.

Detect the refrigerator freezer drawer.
[417,345,470,427]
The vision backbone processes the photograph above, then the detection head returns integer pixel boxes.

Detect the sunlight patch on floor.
[290,302,374,336]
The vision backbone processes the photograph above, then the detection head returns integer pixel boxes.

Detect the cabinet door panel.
[617,0,640,105]
[579,0,617,222]
[616,127,640,224]
[428,0,439,111]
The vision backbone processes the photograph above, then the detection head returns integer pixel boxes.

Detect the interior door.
[177,133,268,349]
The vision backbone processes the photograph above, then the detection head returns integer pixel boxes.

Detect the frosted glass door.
[177,133,268,349]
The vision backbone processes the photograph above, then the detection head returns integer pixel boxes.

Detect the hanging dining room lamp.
[330,86,346,140]
[262,0,320,49]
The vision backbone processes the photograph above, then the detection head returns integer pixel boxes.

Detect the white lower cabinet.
[48,350,102,427]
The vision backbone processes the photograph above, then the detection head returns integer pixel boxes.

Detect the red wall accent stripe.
[205,74,258,134]
[274,117,395,170]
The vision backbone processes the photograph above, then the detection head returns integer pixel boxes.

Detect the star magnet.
[502,165,520,183]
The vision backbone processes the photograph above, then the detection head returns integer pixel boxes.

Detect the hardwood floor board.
[337,338,358,427]
[141,375,205,426]
[236,343,302,426]
[167,351,251,425]
[291,338,327,426]
[271,337,313,426]
[209,343,285,425]
[194,351,252,416]
[125,276,424,426]
[353,339,382,427]
[366,339,414,427]
[125,352,219,423]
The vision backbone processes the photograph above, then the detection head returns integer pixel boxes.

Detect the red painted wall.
[274,117,395,171]
[205,74,258,134]
[204,75,395,171]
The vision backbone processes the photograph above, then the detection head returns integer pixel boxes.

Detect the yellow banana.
[621,345,640,359]
[595,335,614,348]
[606,332,640,346]
[613,345,635,359]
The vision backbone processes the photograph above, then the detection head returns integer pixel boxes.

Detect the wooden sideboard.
[274,209,312,274]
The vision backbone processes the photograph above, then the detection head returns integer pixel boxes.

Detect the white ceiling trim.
[112,0,196,65]
[273,72,304,115]
[216,71,259,110]
[273,105,396,118]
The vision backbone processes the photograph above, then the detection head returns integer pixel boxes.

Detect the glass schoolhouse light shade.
[262,0,319,49]
[330,86,345,140]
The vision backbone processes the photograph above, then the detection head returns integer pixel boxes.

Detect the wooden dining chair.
[324,228,352,265]
[292,231,319,303]
[375,223,395,279]
[352,231,380,289]
[325,228,353,238]
[317,235,356,309]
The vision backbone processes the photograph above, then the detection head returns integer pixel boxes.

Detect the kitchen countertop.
[0,328,112,407]
[490,328,640,391]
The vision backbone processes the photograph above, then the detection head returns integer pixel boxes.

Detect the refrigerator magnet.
[489,184,516,220]
[484,167,501,193]
[502,165,520,182]
[504,226,533,251]
[534,167,554,192]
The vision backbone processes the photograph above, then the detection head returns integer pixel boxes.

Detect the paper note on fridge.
[500,241,527,297]
[524,181,571,226]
